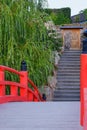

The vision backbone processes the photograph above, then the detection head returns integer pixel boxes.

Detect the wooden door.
[71,31,80,49]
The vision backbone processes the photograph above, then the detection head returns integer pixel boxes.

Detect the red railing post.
[20,61,28,101]
[80,54,87,126]
[20,71,28,99]
[0,69,5,96]
[11,85,18,96]
[83,88,87,130]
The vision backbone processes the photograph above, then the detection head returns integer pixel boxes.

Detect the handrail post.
[0,69,5,96]
[80,29,87,126]
[83,88,87,130]
[20,61,28,101]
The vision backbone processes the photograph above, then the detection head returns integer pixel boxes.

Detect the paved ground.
[0,102,83,130]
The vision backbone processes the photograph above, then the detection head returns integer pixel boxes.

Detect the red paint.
[20,71,28,101]
[83,88,87,130]
[28,78,42,100]
[0,65,44,103]
[80,54,87,126]
[0,70,5,96]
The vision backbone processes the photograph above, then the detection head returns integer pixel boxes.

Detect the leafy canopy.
[0,0,53,87]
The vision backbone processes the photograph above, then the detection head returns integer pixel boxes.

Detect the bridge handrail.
[0,65,43,103]
[0,65,23,76]
[0,81,25,88]
[0,81,40,101]
[28,78,43,101]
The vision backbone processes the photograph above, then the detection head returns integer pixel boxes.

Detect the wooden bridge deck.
[0,102,83,130]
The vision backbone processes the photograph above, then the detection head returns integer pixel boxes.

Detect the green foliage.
[50,37,62,51]
[0,0,53,87]
[48,33,63,51]
[83,9,87,19]
[45,7,71,25]
[37,0,47,11]
[53,11,70,25]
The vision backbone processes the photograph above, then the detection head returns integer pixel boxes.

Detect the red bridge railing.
[80,54,87,129]
[83,88,87,130]
[0,65,44,103]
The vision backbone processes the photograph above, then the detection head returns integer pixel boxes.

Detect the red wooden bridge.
[0,65,43,103]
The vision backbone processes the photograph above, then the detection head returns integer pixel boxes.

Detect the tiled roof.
[71,13,87,23]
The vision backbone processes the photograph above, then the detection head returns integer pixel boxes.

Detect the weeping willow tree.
[0,0,53,87]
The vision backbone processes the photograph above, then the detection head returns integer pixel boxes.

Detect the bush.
[0,0,53,87]
[45,7,71,25]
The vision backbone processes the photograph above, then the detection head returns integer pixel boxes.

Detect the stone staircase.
[53,50,81,101]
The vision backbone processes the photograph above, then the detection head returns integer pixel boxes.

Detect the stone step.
[63,51,81,53]
[53,92,80,97]
[56,86,80,90]
[53,96,80,101]
[54,89,80,93]
[55,87,80,91]
[60,58,80,61]
[61,55,80,57]
[57,81,80,86]
[54,85,80,92]
[58,63,80,66]
[61,57,80,60]
[59,60,80,63]
[53,97,80,101]
[58,66,80,69]
[60,57,80,59]
[64,51,81,53]
[57,78,80,82]
[59,63,80,66]
[64,49,81,51]
[53,50,81,101]
[60,55,80,58]
[57,75,80,79]
[58,83,79,86]
[61,54,80,56]
[63,53,81,55]
[62,54,81,57]
[58,68,80,71]
[62,50,81,53]
[57,82,80,85]
[59,60,80,65]
[63,50,81,53]
[54,93,80,98]
[58,63,80,67]
[58,71,80,73]
[63,50,81,52]
[58,65,80,67]
[58,73,80,76]
[58,70,80,73]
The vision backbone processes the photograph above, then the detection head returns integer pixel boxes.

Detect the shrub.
[0,0,53,87]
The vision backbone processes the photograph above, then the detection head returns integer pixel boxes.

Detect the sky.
[47,0,87,16]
